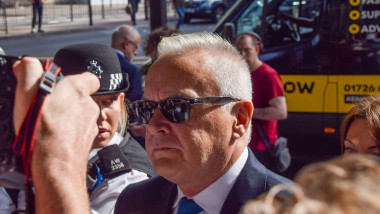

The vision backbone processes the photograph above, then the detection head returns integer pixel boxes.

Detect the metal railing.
[0,0,130,33]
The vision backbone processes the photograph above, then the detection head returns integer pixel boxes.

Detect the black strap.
[13,59,63,179]
[11,59,63,214]
[252,119,274,156]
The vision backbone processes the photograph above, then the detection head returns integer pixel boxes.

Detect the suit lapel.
[220,149,268,214]
[148,178,178,214]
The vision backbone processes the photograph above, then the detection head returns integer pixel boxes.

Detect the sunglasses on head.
[130,96,241,124]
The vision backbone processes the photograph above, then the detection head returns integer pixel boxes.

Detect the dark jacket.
[115,52,143,102]
[114,148,292,214]
[87,132,155,191]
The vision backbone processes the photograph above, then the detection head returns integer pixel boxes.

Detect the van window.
[343,1,380,74]
[236,0,321,49]
[236,0,266,35]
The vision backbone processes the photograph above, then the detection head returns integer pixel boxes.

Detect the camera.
[0,53,63,178]
[0,54,22,175]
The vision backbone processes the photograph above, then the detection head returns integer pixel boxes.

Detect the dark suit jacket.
[115,52,143,102]
[114,148,293,214]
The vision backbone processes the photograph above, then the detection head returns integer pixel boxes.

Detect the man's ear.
[255,45,261,55]
[232,100,254,139]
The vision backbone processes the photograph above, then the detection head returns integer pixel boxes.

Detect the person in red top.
[235,32,288,170]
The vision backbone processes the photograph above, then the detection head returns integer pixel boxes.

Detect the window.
[236,0,321,49]
[237,0,266,35]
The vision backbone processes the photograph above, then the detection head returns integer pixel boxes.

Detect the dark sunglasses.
[130,96,241,124]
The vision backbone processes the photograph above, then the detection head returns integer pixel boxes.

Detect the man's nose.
[146,109,170,135]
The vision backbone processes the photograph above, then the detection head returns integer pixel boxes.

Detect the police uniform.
[87,132,155,214]
[53,44,156,214]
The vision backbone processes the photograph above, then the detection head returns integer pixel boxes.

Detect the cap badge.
[87,60,103,79]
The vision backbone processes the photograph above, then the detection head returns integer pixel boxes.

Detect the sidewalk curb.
[0,1,179,40]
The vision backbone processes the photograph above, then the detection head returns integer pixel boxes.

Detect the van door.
[215,0,344,168]
[216,0,380,170]
[335,0,380,114]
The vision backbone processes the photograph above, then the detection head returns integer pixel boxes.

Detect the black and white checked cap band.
[54,43,130,95]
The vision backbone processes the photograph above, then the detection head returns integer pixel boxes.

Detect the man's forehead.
[144,53,215,99]
[237,36,254,45]
[149,53,198,77]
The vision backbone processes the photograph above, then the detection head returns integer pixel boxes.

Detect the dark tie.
[177,197,204,214]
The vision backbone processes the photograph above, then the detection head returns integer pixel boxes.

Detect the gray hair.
[111,25,140,47]
[157,32,253,138]
[157,32,252,101]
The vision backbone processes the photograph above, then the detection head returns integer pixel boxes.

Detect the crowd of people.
[241,154,380,214]
[1,22,380,214]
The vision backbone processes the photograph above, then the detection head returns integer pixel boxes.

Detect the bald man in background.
[111,25,143,102]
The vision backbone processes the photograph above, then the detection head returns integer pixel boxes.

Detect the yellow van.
[215,0,380,173]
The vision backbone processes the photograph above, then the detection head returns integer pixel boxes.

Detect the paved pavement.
[0,4,178,39]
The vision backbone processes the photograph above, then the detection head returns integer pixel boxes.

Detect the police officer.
[53,43,155,213]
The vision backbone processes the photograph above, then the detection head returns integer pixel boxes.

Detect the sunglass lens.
[135,101,156,124]
[161,99,190,123]
[133,99,191,124]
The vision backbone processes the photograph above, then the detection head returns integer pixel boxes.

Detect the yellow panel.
[337,75,380,113]
[281,75,380,114]
[281,75,328,113]
[324,75,338,113]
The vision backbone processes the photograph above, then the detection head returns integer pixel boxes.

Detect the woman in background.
[340,94,380,156]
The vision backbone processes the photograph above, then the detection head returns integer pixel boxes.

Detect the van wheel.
[184,16,191,23]
[211,6,224,23]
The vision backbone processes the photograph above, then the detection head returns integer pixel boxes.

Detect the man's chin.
[152,158,181,176]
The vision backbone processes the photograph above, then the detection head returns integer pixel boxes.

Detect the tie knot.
[177,197,203,214]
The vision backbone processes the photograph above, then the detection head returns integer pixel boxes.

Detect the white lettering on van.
[362,0,380,5]
[361,10,380,19]
[360,25,380,33]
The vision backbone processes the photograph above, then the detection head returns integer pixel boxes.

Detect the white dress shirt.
[172,147,249,214]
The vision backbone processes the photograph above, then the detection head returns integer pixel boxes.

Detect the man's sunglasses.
[130,96,241,124]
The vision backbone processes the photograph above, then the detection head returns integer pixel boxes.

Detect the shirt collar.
[114,48,125,58]
[172,147,249,214]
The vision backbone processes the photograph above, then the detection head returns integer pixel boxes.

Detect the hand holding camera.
[11,57,101,213]
[1,55,100,184]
